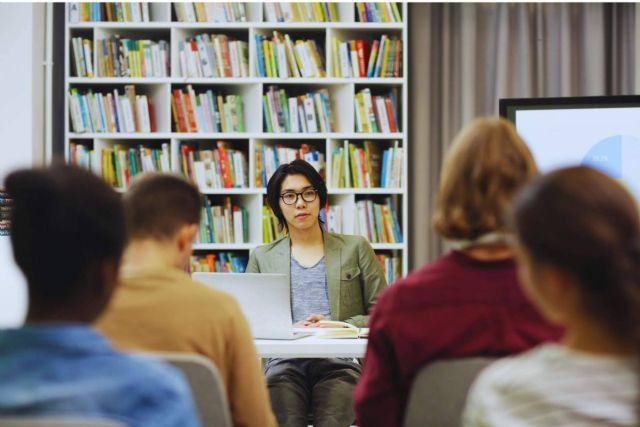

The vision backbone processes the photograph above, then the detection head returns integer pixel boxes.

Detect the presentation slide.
[516,107,640,201]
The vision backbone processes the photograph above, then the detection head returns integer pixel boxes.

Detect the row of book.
[331,140,402,188]
[69,86,156,134]
[354,88,399,133]
[101,143,171,189]
[0,190,11,237]
[171,87,245,133]
[179,35,249,78]
[355,198,402,243]
[264,2,338,23]
[262,205,285,243]
[263,86,333,133]
[94,37,170,78]
[356,3,402,23]
[70,38,93,78]
[174,3,247,23]
[69,2,150,22]
[197,197,249,244]
[255,143,325,188]
[189,252,248,274]
[325,205,343,234]
[181,142,248,189]
[69,142,97,172]
[333,35,402,78]
[377,253,401,283]
[255,33,325,78]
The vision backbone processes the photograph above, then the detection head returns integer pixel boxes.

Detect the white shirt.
[463,343,638,427]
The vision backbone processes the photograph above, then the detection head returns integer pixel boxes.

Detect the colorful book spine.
[171,86,244,133]
[197,197,248,244]
[189,252,249,273]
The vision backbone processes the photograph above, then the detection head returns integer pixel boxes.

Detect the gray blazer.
[246,230,387,327]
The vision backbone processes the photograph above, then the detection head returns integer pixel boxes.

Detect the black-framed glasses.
[280,189,318,205]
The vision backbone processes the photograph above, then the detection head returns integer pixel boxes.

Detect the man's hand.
[294,314,327,327]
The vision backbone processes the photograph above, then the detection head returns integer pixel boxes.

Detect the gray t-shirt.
[290,256,331,323]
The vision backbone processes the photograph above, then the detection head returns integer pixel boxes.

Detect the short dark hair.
[266,159,327,231]
[5,165,125,302]
[123,173,202,240]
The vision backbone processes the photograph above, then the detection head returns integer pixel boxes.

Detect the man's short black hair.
[266,159,327,231]
[122,173,202,240]
[5,165,125,302]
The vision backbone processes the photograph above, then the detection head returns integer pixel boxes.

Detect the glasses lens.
[302,190,317,202]
[282,193,297,204]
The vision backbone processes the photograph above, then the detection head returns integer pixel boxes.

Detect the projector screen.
[500,96,640,201]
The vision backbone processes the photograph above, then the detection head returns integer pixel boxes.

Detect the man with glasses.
[246,159,387,427]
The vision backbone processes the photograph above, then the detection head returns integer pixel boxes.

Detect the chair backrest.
[0,418,126,427]
[152,352,233,427]
[403,357,496,427]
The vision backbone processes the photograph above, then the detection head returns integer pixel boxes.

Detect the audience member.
[354,118,563,426]
[463,166,640,426]
[0,165,199,427]
[96,173,276,427]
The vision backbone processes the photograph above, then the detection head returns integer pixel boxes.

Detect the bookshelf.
[64,2,408,281]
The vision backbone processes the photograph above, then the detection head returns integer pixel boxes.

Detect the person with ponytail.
[464,165,640,426]
[354,118,562,427]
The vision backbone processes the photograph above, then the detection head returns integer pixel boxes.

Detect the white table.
[254,329,368,358]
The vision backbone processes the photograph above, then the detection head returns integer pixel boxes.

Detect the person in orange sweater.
[95,173,276,427]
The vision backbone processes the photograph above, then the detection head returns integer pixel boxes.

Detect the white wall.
[0,3,46,327]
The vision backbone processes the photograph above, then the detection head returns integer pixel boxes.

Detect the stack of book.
[354,88,399,133]
[264,2,338,22]
[189,252,248,273]
[171,86,244,133]
[178,34,249,78]
[101,143,171,189]
[332,35,402,78]
[354,197,402,243]
[262,205,285,243]
[0,190,11,237]
[69,142,97,172]
[71,37,93,77]
[255,32,325,78]
[355,2,402,22]
[331,140,402,188]
[255,143,325,187]
[263,86,333,133]
[180,141,248,189]
[198,197,248,244]
[95,37,170,78]
[69,2,150,22]
[174,2,247,22]
[377,253,401,283]
[69,85,156,133]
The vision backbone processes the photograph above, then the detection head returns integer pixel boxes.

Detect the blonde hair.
[433,117,538,240]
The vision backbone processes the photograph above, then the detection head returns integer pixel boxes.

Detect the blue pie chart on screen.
[582,135,640,201]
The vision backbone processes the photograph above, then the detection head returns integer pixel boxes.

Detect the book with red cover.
[172,89,188,132]
[355,39,368,78]
[384,97,398,132]
[183,91,198,132]
[147,95,156,132]
[216,141,233,188]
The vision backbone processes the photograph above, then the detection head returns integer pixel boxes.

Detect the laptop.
[192,272,310,340]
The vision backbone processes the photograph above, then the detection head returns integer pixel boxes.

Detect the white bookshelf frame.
[64,2,409,276]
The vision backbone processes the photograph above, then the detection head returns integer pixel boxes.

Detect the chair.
[0,418,125,427]
[403,357,496,427]
[151,352,232,427]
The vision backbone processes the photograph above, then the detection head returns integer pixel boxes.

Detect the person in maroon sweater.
[353,117,563,427]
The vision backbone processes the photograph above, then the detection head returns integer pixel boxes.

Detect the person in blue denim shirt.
[0,165,200,427]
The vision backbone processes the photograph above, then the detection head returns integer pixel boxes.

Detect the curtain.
[408,3,636,269]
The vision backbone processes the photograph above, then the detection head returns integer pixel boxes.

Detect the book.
[313,321,369,339]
